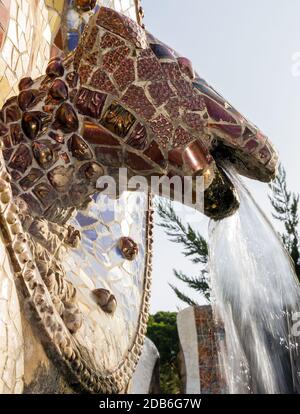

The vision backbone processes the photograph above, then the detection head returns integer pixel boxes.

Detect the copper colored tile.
[82,120,121,146]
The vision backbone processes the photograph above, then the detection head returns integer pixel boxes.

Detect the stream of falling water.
[209,172,300,394]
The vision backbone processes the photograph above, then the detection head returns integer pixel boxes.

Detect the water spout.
[209,171,300,394]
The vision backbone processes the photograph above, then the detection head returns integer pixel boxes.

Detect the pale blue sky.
[143,0,300,313]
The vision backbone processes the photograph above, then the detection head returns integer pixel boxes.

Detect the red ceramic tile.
[148,81,174,106]
[89,69,118,95]
[113,58,135,91]
[102,46,130,73]
[137,57,164,81]
[121,85,156,120]
[149,114,173,148]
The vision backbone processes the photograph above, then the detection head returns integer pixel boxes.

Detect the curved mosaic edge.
[0,138,153,393]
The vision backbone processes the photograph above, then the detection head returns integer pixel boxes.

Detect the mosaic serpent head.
[0,7,278,223]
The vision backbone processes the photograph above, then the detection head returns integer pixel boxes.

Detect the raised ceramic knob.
[93,288,117,314]
[62,303,82,334]
[118,237,138,261]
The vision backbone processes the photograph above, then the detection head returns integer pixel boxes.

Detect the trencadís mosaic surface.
[0,0,278,394]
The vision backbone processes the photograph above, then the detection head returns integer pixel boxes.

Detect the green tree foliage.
[147,312,181,394]
[156,200,210,304]
[269,164,300,280]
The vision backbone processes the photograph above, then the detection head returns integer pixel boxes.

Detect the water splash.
[209,172,300,394]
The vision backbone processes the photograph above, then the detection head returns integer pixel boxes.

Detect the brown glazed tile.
[143,140,166,168]
[75,87,107,119]
[54,28,63,50]
[86,51,99,65]
[168,148,183,167]
[10,124,25,145]
[95,146,123,167]
[126,123,148,150]
[2,148,13,162]
[209,123,242,140]
[203,95,236,123]
[33,181,57,207]
[66,71,79,88]
[125,151,154,171]
[177,57,195,79]
[181,95,206,111]
[48,165,75,192]
[10,170,21,181]
[59,152,70,164]
[54,103,79,133]
[3,134,11,148]
[8,144,32,173]
[257,145,272,165]
[89,69,118,95]
[5,105,21,123]
[243,138,259,154]
[82,120,121,146]
[19,193,43,216]
[18,89,46,111]
[121,85,156,120]
[100,102,135,138]
[32,141,57,170]
[78,162,104,181]
[19,168,44,191]
[68,134,92,160]
[48,131,64,144]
